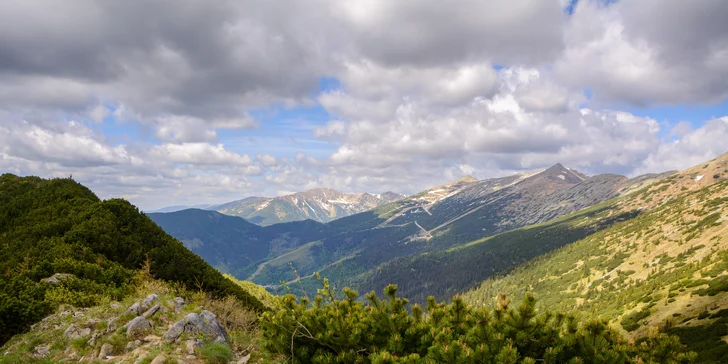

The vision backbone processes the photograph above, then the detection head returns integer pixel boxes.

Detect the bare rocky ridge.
[379,164,669,242]
[213,188,405,226]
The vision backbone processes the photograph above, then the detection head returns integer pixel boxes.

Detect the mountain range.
[149,188,405,226]
[213,188,405,225]
[148,163,674,302]
[3,154,728,361]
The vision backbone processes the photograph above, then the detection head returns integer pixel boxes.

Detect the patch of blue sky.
[318,77,342,93]
[579,85,727,139]
[565,0,618,15]
[83,103,143,145]
[626,101,728,127]
[222,76,342,159]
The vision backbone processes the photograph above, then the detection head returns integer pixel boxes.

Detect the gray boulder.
[64,324,91,340]
[163,310,229,343]
[185,338,203,355]
[98,343,114,359]
[40,273,74,284]
[142,294,159,308]
[125,317,153,339]
[168,297,186,311]
[127,302,143,316]
[107,317,118,333]
[142,304,161,318]
[200,310,230,343]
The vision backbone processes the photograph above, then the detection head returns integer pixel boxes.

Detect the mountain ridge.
[211,187,405,226]
[149,163,676,304]
[461,152,728,362]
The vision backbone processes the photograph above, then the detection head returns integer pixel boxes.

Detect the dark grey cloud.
[0,0,327,120]
[330,0,566,67]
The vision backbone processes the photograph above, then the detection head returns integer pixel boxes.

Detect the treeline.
[0,174,264,345]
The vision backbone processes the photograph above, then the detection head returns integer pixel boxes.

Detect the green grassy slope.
[461,165,728,362]
[350,201,640,304]
[0,174,264,346]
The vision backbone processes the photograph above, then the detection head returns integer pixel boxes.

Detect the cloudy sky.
[1,0,727,210]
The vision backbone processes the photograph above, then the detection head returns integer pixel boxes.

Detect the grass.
[198,342,234,364]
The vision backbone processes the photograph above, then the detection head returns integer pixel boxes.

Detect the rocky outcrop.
[40,273,75,284]
[142,293,159,307]
[124,317,153,339]
[163,310,229,343]
[98,343,114,359]
[168,297,186,311]
[64,324,91,340]
[142,304,161,318]
[3,290,253,363]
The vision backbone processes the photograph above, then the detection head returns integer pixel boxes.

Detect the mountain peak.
[544,163,566,172]
[536,163,587,183]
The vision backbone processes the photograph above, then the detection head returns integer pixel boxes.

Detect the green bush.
[262,282,695,363]
[621,308,651,332]
[695,276,728,296]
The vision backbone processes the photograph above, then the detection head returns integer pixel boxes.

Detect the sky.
[1,0,727,211]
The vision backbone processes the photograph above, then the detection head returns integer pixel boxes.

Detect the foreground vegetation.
[1,278,279,363]
[0,174,264,345]
[261,280,695,363]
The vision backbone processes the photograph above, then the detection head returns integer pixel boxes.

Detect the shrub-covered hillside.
[0,174,264,346]
[462,156,728,362]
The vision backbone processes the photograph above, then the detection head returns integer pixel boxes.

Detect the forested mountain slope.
[0,174,264,346]
[462,154,728,362]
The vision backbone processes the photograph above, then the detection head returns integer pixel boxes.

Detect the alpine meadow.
[2,1,728,363]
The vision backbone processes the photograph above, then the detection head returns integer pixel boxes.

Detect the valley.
[149,163,676,303]
[3,153,728,362]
